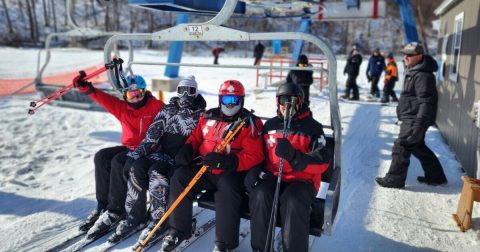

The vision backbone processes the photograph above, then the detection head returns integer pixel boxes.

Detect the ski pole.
[28,61,117,115]
[264,99,296,252]
[135,112,252,252]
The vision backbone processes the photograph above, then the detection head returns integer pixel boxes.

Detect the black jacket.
[344,54,362,77]
[286,64,313,86]
[396,55,438,127]
[254,43,265,58]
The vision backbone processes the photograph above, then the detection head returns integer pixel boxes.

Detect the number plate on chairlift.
[188,25,203,36]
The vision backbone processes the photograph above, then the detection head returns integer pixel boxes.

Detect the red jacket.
[86,88,164,150]
[263,109,330,191]
[186,108,264,174]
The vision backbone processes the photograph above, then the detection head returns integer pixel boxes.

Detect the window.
[450,12,464,81]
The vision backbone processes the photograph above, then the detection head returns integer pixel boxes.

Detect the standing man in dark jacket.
[286,54,314,106]
[376,42,447,188]
[161,80,264,252]
[366,48,386,98]
[253,42,265,66]
[74,74,165,238]
[341,47,362,100]
[245,82,331,252]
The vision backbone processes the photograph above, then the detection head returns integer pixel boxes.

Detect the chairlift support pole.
[164,13,189,78]
[103,0,341,236]
[292,17,312,64]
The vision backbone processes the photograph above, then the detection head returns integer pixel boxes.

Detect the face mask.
[221,104,241,117]
[179,94,195,107]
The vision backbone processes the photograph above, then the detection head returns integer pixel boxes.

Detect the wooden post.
[452,176,480,231]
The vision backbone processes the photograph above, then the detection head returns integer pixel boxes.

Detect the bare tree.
[90,0,98,26]
[2,0,14,33]
[42,0,49,27]
[50,0,57,33]
[25,0,39,41]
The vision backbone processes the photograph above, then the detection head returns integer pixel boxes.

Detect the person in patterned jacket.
[245,82,331,252]
[74,74,165,239]
[107,75,207,243]
[161,80,265,252]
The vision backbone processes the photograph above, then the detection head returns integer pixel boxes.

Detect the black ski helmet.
[276,82,304,99]
[276,82,304,111]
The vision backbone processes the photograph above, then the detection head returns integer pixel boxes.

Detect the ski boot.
[86,211,122,240]
[79,209,103,232]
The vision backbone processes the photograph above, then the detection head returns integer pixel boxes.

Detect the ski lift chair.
[103,0,341,237]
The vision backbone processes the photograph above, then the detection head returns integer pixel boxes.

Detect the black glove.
[203,152,238,172]
[367,75,372,82]
[175,143,193,166]
[74,71,94,93]
[244,165,272,193]
[275,138,296,162]
[402,126,425,147]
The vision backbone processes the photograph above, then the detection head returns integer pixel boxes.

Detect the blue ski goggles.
[220,95,241,106]
[177,86,197,97]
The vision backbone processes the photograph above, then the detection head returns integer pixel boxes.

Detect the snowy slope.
[0,48,479,252]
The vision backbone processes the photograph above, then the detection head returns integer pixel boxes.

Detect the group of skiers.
[341,46,399,103]
[74,70,331,252]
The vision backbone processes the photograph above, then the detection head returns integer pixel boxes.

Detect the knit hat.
[178,75,198,89]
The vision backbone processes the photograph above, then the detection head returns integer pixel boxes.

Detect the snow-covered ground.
[0,47,479,252]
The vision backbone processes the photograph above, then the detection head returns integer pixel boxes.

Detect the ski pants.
[385,121,447,184]
[382,79,398,102]
[249,179,315,252]
[94,146,130,215]
[344,74,359,99]
[125,156,172,225]
[168,165,246,250]
[370,75,381,97]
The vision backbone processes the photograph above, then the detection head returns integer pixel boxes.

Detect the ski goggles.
[125,89,145,100]
[177,86,197,97]
[220,95,242,106]
[277,95,300,106]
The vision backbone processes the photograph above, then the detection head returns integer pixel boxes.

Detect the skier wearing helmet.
[160,80,264,252]
[244,82,331,252]
[74,74,164,239]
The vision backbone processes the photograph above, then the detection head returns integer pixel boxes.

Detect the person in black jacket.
[375,42,447,188]
[245,82,331,252]
[286,54,314,106]
[341,47,362,100]
[253,42,265,66]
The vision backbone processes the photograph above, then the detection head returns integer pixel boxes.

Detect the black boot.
[160,229,187,252]
[417,176,448,186]
[375,177,405,189]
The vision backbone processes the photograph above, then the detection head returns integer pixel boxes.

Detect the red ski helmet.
[218,80,245,117]
[218,80,245,96]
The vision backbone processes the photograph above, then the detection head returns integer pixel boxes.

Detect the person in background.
[341,47,362,100]
[366,48,386,98]
[245,82,331,252]
[286,54,314,107]
[212,47,225,65]
[375,42,448,188]
[161,80,264,252]
[74,74,164,239]
[253,42,265,66]
[106,76,206,244]
[381,53,399,103]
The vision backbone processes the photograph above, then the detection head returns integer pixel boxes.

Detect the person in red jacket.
[245,82,331,252]
[74,74,164,240]
[212,47,224,65]
[160,80,264,252]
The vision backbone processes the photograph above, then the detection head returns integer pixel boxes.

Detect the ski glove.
[74,76,94,94]
[402,126,425,147]
[175,143,193,167]
[203,152,238,172]
[244,165,272,193]
[275,138,296,162]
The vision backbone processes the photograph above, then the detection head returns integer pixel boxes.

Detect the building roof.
[434,0,461,16]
